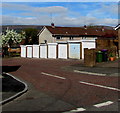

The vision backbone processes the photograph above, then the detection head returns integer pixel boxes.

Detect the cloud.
[2,3,68,14]
[1,14,118,27]
[2,15,51,25]
[33,6,68,13]
[54,15,117,27]
[86,3,118,19]
[1,2,118,26]
[2,3,31,11]
[99,3,118,16]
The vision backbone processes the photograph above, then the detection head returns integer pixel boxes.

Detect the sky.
[1,1,119,27]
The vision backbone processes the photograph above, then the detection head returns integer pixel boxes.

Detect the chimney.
[84,25,87,29]
[51,23,55,28]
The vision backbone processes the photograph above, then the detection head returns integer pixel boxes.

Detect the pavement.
[63,58,119,76]
[1,73,27,105]
[1,57,120,112]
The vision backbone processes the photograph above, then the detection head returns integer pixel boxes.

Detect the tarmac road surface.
[2,58,120,112]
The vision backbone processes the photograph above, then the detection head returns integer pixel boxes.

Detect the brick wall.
[96,39,116,49]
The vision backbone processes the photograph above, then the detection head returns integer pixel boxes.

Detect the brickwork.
[84,48,96,67]
[96,39,116,49]
[84,46,117,67]
[118,29,120,56]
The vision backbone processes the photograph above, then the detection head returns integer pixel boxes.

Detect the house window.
[70,37,73,40]
[56,36,61,39]
[82,37,86,39]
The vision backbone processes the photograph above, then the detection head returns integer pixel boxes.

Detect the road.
[2,58,119,112]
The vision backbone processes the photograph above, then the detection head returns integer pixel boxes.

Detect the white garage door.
[58,44,67,59]
[82,40,95,59]
[48,44,57,59]
[33,45,40,58]
[20,45,26,58]
[27,46,33,58]
[40,45,47,58]
[69,43,80,59]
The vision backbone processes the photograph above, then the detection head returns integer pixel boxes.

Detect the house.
[38,23,117,44]
[115,24,120,57]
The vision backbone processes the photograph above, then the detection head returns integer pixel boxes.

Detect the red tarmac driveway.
[2,58,119,111]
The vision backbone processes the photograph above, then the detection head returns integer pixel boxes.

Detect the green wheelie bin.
[96,51,103,62]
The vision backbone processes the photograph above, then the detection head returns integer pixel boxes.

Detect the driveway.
[2,58,119,112]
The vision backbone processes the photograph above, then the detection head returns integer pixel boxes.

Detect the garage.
[69,42,81,59]
[33,45,40,58]
[20,45,26,58]
[58,43,67,59]
[26,45,33,58]
[40,44,47,58]
[82,40,96,59]
[48,43,57,59]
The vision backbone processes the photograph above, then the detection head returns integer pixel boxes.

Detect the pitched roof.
[45,26,117,37]
[42,26,117,38]
[46,26,100,36]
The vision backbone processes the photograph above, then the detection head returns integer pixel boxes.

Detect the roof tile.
[45,26,117,38]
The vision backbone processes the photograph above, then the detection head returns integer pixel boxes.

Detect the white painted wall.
[82,40,96,59]
[20,45,26,57]
[39,27,55,44]
[40,44,47,58]
[33,45,40,58]
[58,44,67,59]
[21,39,96,60]
[48,43,57,59]
[26,45,33,58]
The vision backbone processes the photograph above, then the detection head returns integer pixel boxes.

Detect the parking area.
[2,58,120,112]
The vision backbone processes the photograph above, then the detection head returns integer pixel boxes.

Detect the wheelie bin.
[101,49,108,62]
[96,51,103,62]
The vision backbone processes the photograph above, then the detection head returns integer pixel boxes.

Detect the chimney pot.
[84,25,87,29]
[51,23,55,28]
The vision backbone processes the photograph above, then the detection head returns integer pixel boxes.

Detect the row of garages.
[20,40,96,59]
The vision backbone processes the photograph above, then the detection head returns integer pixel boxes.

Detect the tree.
[24,28,38,45]
[87,23,95,28]
[1,28,25,47]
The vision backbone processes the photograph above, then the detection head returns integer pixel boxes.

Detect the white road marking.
[63,108,86,113]
[79,81,120,92]
[74,70,106,76]
[41,72,66,80]
[94,101,114,108]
